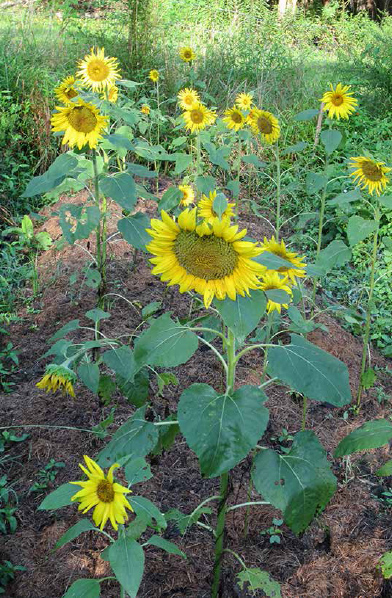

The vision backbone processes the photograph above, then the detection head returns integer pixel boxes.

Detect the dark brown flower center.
[190,109,203,124]
[67,106,98,133]
[97,480,115,503]
[231,111,243,124]
[65,87,78,100]
[332,94,343,106]
[174,230,238,280]
[257,116,273,134]
[361,161,383,182]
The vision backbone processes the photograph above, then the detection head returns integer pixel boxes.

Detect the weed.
[29,459,65,494]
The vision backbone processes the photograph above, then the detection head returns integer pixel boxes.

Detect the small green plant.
[0,429,29,453]
[0,475,18,534]
[29,459,65,494]
[0,328,18,393]
[260,518,284,544]
[0,560,25,595]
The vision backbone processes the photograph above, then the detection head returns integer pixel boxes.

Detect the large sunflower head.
[178,87,200,111]
[179,46,196,62]
[36,364,76,398]
[182,102,216,133]
[249,109,280,144]
[198,190,235,224]
[77,47,120,91]
[260,236,306,284]
[146,208,266,308]
[235,93,253,111]
[71,455,133,531]
[54,76,79,105]
[51,100,108,150]
[349,156,391,196]
[149,69,159,83]
[222,106,245,132]
[320,83,358,120]
[259,271,293,314]
[179,184,195,206]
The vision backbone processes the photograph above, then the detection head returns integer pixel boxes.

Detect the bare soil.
[1,193,392,598]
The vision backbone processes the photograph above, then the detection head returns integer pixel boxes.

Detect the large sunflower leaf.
[108,537,145,598]
[252,430,336,534]
[334,419,392,457]
[347,215,378,247]
[134,313,198,368]
[214,290,267,345]
[178,384,269,478]
[97,406,158,466]
[100,173,137,211]
[63,579,100,598]
[267,334,351,406]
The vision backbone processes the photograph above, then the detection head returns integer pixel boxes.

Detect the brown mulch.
[1,191,392,598]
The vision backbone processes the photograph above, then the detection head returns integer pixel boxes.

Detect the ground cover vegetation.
[1,0,392,596]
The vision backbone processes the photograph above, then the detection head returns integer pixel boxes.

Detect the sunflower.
[141,104,151,115]
[77,47,120,92]
[51,100,108,150]
[183,102,216,133]
[222,106,245,132]
[250,109,280,144]
[178,87,200,111]
[149,69,159,83]
[101,85,118,103]
[36,364,76,398]
[320,83,358,120]
[349,156,391,196]
[179,46,196,62]
[198,190,235,223]
[260,237,306,284]
[246,107,259,124]
[54,76,79,105]
[71,456,133,531]
[259,272,293,314]
[179,184,195,206]
[236,93,253,111]
[146,208,266,308]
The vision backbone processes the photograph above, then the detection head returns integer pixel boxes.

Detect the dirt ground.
[1,191,392,598]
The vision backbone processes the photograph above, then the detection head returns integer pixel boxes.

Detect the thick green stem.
[211,471,229,598]
[356,215,380,410]
[235,137,242,218]
[311,157,329,309]
[211,329,236,597]
[196,133,201,179]
[274,144,281,241]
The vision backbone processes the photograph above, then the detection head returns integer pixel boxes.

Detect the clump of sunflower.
[249,109,280,144]
[51,100,108,150]
[179,184,195,206]
[320,83,357,120]
[77,47,121,92]
[146,208,266,308]
[222,106,245,132]
[235,93,253,111]
[182,102,216,133]
[178,88,200,111]
[54,76,80,105]
[149,69,159,83]
[141,104,151,115]
[179,46,196,62]
[349,156,391,196]
[71,455,133,530]
[36,364,77,397]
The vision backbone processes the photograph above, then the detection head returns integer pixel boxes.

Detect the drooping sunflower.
[141,104,151,115]
[222,106,245,132]
[320,83,358,120]
[51,100,108,150]
[54,76,79,105]
[183,102,216,133]
[179,184,195,206]
[71,456,133,531]
[101,85,118,103]
[236,93,253,111]
[260,237,306,284]
[36,364,76,398]
[259,272,293,314]
[77,47,120,92]
[349,156,391,196]
[179,46,196,62]
[198,190,235,223]
[250,109,280,144]
[178,87,200,111]
[149,69,159,83]
[146,208,266,308]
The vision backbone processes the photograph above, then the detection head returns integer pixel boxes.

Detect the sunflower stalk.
[356,211,380,411]
[311,155,329,311]
[274,143,281,241]
[211,329,236,598]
